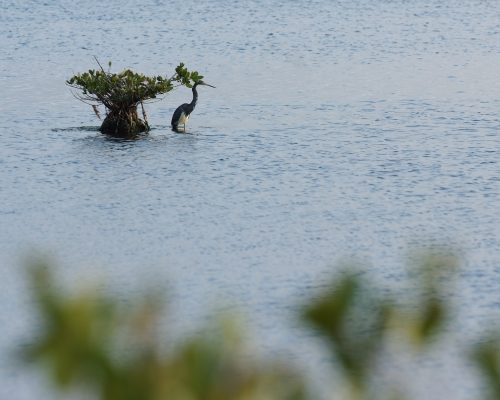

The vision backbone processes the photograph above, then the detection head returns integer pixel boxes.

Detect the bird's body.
[171,103,193,130]
[171,81,215,132]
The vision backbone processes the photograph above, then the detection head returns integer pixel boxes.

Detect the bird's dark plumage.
[171,81,215,132]
[171,103,194,130]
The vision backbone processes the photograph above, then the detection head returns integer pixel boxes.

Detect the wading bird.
[171,81,215,132]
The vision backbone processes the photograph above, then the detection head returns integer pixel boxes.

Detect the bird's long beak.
[201,82,216,88]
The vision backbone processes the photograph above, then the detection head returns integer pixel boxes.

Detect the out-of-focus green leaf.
[302,273,392,391]
[24,263,116,388]
[472,339,500,400]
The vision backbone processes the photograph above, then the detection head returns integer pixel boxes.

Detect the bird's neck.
[190,84,198,108]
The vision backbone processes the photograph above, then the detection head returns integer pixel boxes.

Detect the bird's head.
[195,80,216,88]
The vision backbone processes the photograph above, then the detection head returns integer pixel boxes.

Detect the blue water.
[1,0,500,398]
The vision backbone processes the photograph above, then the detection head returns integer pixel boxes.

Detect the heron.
[171,80,215,132]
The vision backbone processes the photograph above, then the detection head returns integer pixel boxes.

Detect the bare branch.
[92,105,101,120]
[93,56,106,73]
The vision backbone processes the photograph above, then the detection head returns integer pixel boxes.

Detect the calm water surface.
[1,0,500,398]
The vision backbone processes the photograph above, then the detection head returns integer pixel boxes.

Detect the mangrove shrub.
[67,61,203,138]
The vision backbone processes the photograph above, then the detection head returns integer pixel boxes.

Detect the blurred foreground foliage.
[25,263,305,400]
[23,253,500,399]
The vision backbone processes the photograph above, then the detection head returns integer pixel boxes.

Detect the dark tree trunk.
[100,107,149,138]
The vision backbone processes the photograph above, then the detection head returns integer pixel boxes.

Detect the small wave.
[51,126,100,132]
